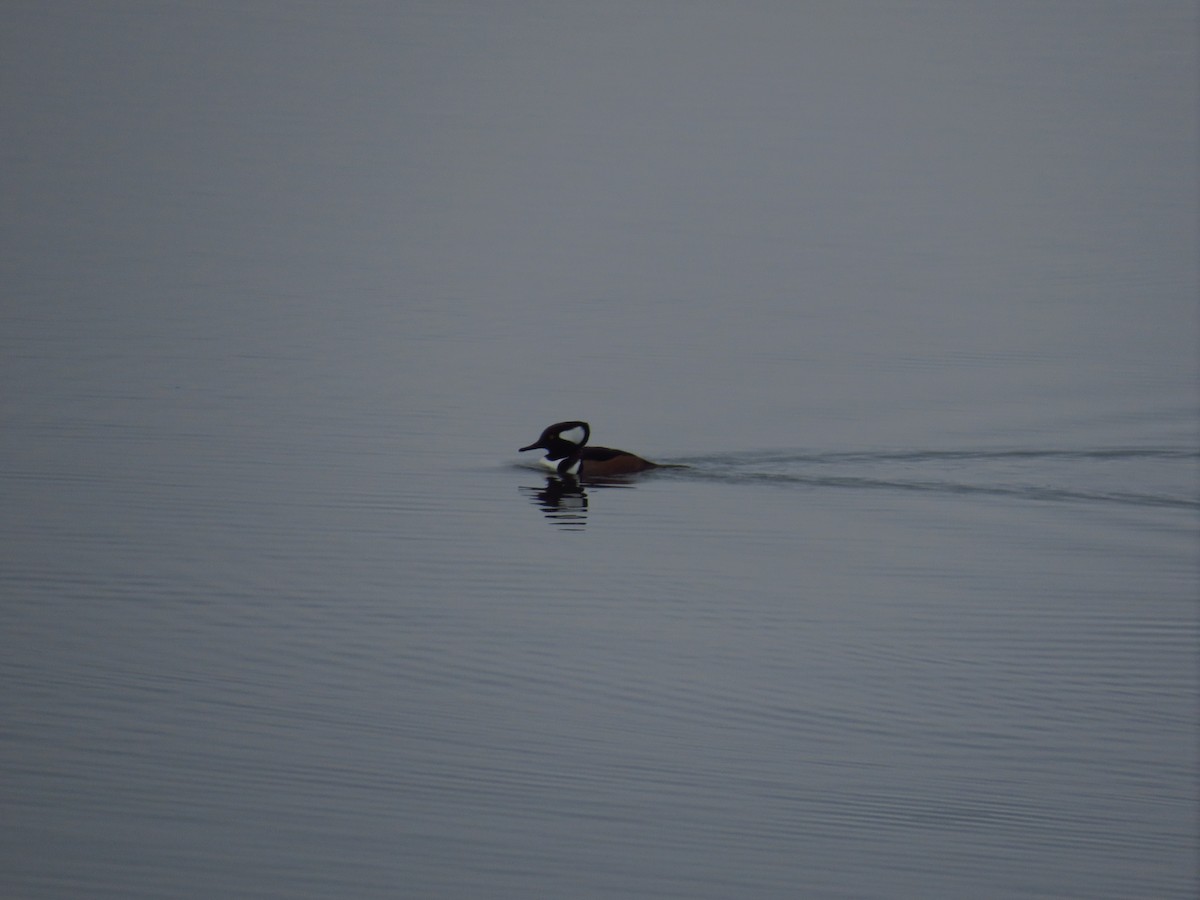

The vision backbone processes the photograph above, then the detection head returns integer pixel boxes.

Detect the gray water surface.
[3,3,1197,898]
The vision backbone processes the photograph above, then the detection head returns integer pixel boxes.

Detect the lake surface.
[2,3,1197,898]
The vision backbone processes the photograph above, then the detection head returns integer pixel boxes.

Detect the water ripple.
[655,447,1199,510]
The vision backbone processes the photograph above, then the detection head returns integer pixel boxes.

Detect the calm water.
[3,3,1197,898]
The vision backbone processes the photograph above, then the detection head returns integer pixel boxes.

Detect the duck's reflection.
[519,475,638,530]
[520,476,588,529]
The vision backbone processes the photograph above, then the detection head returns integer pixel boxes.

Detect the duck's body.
[519,421,658,478]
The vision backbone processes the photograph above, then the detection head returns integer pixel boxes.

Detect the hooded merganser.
[519,420,659,477]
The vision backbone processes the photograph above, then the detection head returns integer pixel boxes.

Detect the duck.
[519,420,659,477]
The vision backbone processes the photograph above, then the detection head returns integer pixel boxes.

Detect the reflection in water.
[519,474,645,529]
[520,476,590,529]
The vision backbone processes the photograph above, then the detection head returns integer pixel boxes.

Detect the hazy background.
[3,3,1196,898]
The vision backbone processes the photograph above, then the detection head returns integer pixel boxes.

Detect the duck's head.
[519,421,590,461]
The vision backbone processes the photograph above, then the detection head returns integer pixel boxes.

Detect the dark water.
[3,3,1197,898]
